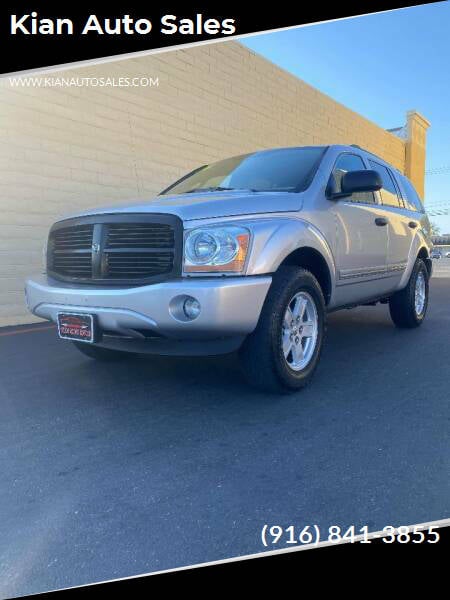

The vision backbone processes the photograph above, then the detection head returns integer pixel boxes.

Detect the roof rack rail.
[350,143,382,158]
[350,144,399,170]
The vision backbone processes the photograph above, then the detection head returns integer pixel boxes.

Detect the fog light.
[183,297,201,320]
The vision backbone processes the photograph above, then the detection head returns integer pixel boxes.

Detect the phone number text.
[261,525,440,546]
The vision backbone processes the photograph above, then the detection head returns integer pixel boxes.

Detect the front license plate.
[57,312,95,343]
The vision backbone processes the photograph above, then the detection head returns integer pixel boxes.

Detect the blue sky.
[242,2,450,233]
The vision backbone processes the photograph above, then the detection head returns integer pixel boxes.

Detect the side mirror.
[328,169,382,199]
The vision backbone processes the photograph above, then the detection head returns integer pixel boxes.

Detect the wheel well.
[417,247,432,277]
[279,247,332,304]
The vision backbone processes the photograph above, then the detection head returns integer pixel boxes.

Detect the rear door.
[397,173,429,230]
[368,160,415,286]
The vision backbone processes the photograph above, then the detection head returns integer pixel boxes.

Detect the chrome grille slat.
[106,250,173,278]
[52,225,94,263]
[52,245,92,277]
[106,223,174,249]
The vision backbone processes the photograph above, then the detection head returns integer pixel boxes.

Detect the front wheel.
[389,258,429,328]
[239,267,326,393]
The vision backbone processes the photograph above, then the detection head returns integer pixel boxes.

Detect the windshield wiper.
[183,186,259,194]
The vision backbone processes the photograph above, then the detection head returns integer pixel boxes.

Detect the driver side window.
[332,154,376,204]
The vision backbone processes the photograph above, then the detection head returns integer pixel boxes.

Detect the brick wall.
[0,41,410,325]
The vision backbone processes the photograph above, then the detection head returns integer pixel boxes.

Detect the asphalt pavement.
[1,270,449,597]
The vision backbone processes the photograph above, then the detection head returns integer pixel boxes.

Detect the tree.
[430,221,441,236]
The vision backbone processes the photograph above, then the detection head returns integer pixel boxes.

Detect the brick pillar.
[404,110,430,199]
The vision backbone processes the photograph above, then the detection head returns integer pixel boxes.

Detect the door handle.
[375,217,388,226]
[408,221,418,229]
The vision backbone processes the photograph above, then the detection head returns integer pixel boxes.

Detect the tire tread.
[239,266,326,393]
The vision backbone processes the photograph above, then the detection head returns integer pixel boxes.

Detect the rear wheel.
[389,258,429,328]
[239,266,326,393]
[72,341,132,361]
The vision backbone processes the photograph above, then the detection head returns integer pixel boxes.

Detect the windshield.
[160,147,326,195]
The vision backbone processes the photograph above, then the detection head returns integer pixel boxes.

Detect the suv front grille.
[47,215,182,285]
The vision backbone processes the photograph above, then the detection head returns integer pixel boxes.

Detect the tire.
[72,341,132,361]
[239,266,326,393]
[389,258,429,328]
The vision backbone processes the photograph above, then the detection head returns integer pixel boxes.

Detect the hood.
[63,190,303,222]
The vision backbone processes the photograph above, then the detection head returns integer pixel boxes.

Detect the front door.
[331,153,392,307]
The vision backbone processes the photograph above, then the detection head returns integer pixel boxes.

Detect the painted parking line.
[0,324,56,337]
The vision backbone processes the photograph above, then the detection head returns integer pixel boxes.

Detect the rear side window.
[369,160,402,208]
[332,154,375,204]
[400,175,424,212]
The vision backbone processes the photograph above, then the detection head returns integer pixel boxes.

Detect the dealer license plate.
[57,312,95,343]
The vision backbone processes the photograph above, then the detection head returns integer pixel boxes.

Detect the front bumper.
[25,274,272,352]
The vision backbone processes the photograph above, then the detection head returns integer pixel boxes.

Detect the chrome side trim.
[338,262,407,282]
[388,262,408,272]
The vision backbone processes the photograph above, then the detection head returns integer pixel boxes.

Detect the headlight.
[184,226,250,273]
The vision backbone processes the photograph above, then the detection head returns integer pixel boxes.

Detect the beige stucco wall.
[404,111,430,199]
[0,40,420,326]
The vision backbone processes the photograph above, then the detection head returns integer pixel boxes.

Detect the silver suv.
[25,145,433,393]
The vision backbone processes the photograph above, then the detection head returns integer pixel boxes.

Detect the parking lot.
[1,270,449,598]
[432,258,450,277]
